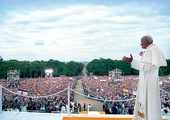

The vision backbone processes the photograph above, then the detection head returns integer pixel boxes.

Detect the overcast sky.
[0,0,170,62]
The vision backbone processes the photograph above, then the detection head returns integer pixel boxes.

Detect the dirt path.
[73,79,104,111]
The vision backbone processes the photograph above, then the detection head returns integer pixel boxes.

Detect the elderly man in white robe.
[122,35,167,120]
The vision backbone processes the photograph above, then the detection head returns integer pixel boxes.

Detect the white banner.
[17,88,28,96]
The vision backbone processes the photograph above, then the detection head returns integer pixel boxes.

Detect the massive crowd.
[1,75,170,116]
[2,76,80,113]
[82,75,170,115]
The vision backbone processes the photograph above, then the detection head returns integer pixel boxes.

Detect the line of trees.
[0,57,169,79]
[0,58,84,78]
[86,58,170,76]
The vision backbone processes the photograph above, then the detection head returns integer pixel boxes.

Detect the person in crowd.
[60,104,67,114]
[78,103,81,112]
[13,99,21,112]
[104,104,111,114]
[128,105,134,115]
[163,109,170,116]
[87,104,92,111]
[111,102,118,114]
[162,103,170,115]
[122,35,167,120]
[83,103,86,111]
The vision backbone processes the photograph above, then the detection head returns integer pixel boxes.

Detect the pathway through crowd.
[73,79,104,111]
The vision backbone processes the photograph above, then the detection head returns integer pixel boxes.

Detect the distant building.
[109,68,122,82]
[7,70,20,87]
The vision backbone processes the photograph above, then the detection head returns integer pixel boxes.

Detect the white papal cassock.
[131,44,167,120]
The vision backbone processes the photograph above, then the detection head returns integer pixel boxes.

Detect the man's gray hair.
[142,35,153,43]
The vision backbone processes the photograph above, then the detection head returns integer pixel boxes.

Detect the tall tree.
[65,61,84,76]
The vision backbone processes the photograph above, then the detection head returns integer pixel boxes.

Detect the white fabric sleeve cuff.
[131,60,144,71]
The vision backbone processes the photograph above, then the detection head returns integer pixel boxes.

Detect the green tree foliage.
[166,59,170,75]
[159,59,170,76]
[87,58,115,76]
[0,58,84,78]
[31,60,47,78]
[65,61,84,76]
[114,60,132,75]
[0,57,169,78]
[0,57,3,64]
[86,58,170,76]
[18,61,32,78]
[47,59,65,77]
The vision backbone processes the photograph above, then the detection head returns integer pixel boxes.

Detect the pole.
[67,86,70,116]
[0,83,2,113]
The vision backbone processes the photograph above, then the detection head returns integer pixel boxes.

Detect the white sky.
[0,0,170,62]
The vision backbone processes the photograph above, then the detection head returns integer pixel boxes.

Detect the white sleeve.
[131,60,155,71]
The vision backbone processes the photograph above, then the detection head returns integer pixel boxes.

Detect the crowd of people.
[82,75,138,101]
[2,76,81,113]
[82,75,170,115]
[1,75,170,116]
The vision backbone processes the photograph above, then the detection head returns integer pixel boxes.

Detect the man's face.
[140,39,148,49]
